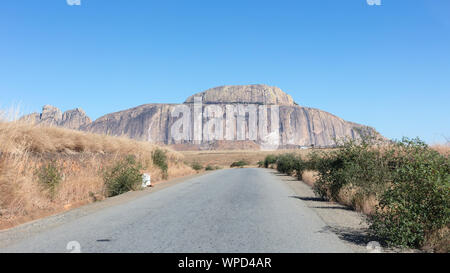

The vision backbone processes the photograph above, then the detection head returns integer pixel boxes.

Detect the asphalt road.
[0,168,352,253]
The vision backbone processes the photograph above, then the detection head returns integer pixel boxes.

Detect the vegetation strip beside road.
[262,138,449,253]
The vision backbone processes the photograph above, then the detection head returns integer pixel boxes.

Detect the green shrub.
[312,138,392,201]
[293,155,308,180]
[276,153,297,175]
[305,151,322,171]
[257,160,264,168]
[274,153,308,179]
[152,148,168,179]
[230,160,249,168]
[36,160,62,199]
[205,165,221,171]
[103,155,143,197]
[369,138,450,249]
[264,154,278,168]
[191,162,203,171]
[302,136,449,250]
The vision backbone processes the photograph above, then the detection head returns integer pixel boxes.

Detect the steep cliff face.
[83,104,375,148]
[20,105,92,130]
[22,85,380,149]
[81,104,176,144]
[277,106,368,147]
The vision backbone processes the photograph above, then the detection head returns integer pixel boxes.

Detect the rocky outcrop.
[185,84,295,106]
[20,105,92,130]
[40,105,63,125]
[60,108,92,129]
[22,85,381,149]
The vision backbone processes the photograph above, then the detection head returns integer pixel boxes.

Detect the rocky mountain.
[22,85,380,150]
[20,105,92,130]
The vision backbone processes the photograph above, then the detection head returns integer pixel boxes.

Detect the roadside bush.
[274,153,308,179]
[261,137,450,251]
[305,137,449,250]
[103,155,143,197]
[264,154,277,168]
[304,151,322,171]
[369,138,450,249]
[257,161,264,168]
[152,148,168,179]
[191,162,203,171]
[293,155,308,180]
[276,153,297,175]
[36,160,62,200]
[205,165,221,171]
[312,138,391,202]
[230,160,249,168]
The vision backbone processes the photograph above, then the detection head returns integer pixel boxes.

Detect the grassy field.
[180,149,329,168]
[181,145,449,169]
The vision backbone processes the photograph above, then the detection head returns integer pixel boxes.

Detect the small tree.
[191,162,203,172]
[36,160,62,200]
[152,148,168,179]
[103,155,143,197]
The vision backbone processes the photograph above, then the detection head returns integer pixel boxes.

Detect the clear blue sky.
[1,0,449,143]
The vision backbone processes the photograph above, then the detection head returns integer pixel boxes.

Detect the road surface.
[0,168,352,253]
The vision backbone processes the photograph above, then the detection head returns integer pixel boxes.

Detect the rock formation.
[22,85,381,150]
[60,108,92,129]
[20,105,92,130]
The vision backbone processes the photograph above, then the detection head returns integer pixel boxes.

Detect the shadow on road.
[289,195,324,202]
[319,226,371,247]
[289,196,353,211]
[289,195,370,247]
[311,206,354,211]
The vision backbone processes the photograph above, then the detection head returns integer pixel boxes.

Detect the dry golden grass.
[423,226,450,253]
[351,192,379,215]
[336,185,357,208]
[0,121,195,230]
[315,183,380,216]
[301,170,318,187]
[180,149,322,168]
[0,121,181,159]
[431,144,450,156]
